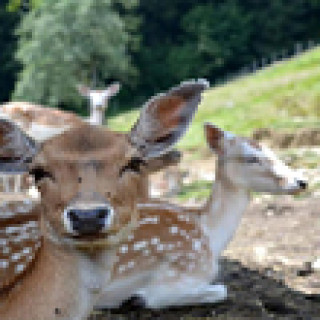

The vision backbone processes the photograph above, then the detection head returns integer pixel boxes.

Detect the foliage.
[12,0,138,109]
[1,0,320,111]
[134,0,320,102]
[0,0,19,102]
[7,0,42,11]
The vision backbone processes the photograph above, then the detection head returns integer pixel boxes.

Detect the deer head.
[1,80,208,250]
[77,82,121,125]
[204,123,307,194]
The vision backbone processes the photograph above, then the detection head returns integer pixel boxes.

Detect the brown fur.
[1,102,82,128]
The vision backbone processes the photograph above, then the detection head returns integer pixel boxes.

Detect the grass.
[175,180,212,202]
[109,46,320,151]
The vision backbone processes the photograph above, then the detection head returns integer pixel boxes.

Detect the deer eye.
[119,157,146,176]
[29,167,54,183]
[245,156,260,164]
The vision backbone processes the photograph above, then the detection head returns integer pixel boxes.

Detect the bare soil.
[92,196,320,320]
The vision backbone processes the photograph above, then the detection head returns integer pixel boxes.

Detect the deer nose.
[67,207,111,235]
[297,179,308,190]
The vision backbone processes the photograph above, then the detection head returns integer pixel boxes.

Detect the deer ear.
[204,122,224,154]
[129,79,209,159]
[106,82,121,97]
[0,118,38,165]
[77,84,90,97]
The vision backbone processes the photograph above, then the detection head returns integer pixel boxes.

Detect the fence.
[214,40,320,86]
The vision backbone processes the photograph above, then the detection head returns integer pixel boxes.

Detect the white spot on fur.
[22,247,32,255]
[11,252,22,261]
[151,237,160,245]
[118,265,126,274]
[178,214,190,222]
[15,264,26,273]
[142,249,151,256]
[0,239,7,246]
[140,216,159,225]
[192,239,202,251]
[170,226,179,234]
[119,245,128,254]
[0,260,9,269]
[133,241,148,251]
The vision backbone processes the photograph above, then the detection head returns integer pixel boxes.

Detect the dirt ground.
[92,196,320,320]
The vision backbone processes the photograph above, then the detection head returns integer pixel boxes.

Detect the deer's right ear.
[77,84,90,97]
[204,122,224,154]
[129,79,209,159]
[0,118,39,164]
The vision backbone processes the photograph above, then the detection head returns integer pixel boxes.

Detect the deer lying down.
[94,123,307,310]
[0,80,207,320]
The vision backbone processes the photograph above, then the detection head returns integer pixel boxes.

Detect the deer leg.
[14,175,22,193]
[94,272,152,310]
[131,259,225,309]
[4,176,10,192]
[137,278,227,309]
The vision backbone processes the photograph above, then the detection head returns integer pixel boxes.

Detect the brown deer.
[94,123,307,309]
[0,80,207,320]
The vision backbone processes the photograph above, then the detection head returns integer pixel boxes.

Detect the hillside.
[109,46,320,150]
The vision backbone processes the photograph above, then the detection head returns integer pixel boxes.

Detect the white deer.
[0,80,207,320]
[94,122,307,309]
[77,82,121,125]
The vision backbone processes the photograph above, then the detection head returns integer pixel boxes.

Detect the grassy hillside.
[109,46,320,150]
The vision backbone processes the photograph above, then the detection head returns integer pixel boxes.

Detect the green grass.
[175,180,212,202]
[109,46,320,151]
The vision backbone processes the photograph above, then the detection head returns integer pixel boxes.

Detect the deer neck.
[201,170,250,258]
[1,234,115,320]
[89,104,104,125]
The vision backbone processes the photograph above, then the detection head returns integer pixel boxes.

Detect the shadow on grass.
[90,258,320,320]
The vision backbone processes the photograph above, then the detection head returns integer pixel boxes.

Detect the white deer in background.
[94,123,307,309]
[77,82,121,126]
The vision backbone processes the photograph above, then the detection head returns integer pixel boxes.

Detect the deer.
[93,122,307,310]
[0,80,207,320]
[77,82,121,126]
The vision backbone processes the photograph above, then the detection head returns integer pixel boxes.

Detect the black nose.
[68,207,111,235]
[297,180,308,190]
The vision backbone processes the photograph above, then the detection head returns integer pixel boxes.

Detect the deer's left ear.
[0,118,39,164]
[129,79,209,159]
[105,82,121,97]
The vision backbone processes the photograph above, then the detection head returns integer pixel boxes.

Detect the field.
[109,46,320,150]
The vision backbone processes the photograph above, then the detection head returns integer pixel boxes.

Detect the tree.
[7,0,42,11]
[13,0,137,110]
[0,0,20,103]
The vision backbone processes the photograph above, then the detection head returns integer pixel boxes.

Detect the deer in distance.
[93,122,307,310]
[77,82,121,126]
[0,80,207,320]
